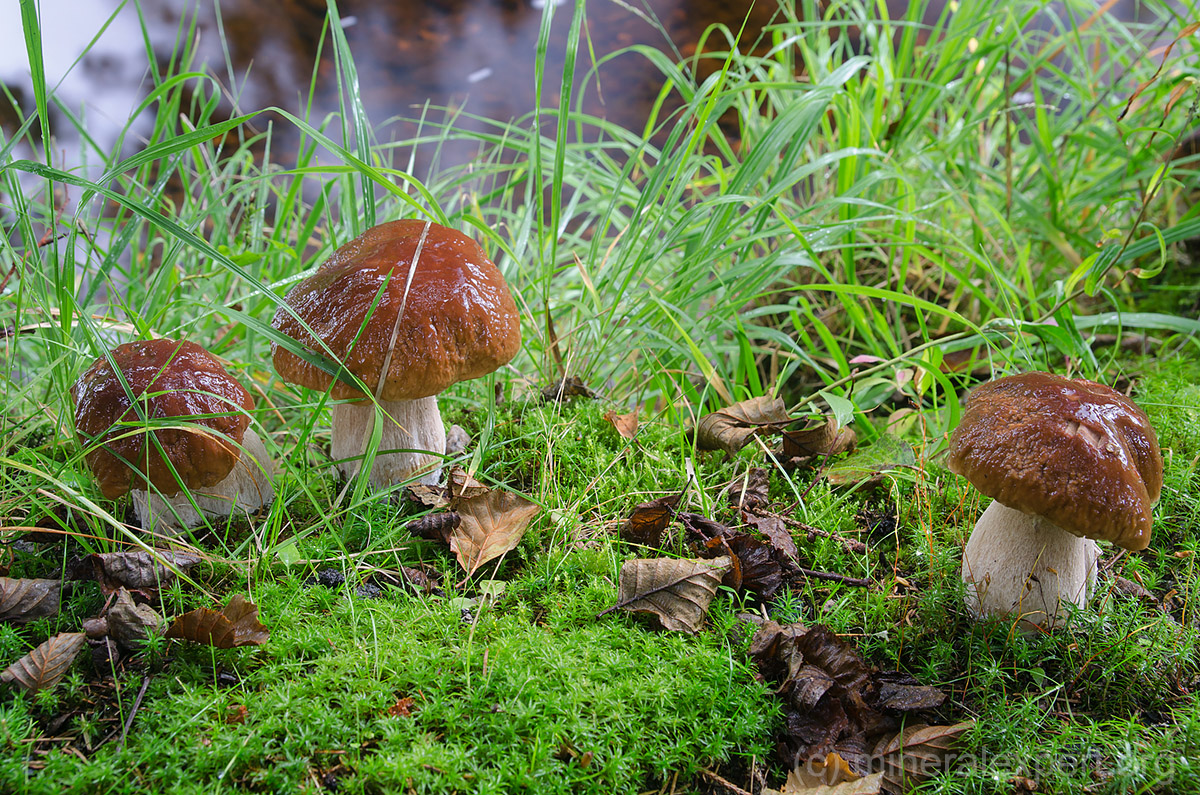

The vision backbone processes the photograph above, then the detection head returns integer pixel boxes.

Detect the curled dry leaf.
[746,514,801,568]
[772,769,883,795]
[0,577,61,623]
[606,557,731,633]
[1,632,87,693]
[106,588,165,650]
[696,396,792,454]
[165,594,269,649]
[450,490,541,578]
[447,466,489,503]
[406,512,461,545]
[782,416,858,469]
[620,494,680,548]
[603,408,639,440]
[406,484,450,509]
[86,549,202,594]
[541,375,598,402]
[871,721,974,794]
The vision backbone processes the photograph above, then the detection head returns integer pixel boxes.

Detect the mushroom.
[947,372,1162,628]
[72,339,275,532]
[270,219,521,490]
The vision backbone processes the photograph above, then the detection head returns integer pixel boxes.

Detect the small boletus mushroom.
[948,372,1162,628]
[72,338,275,532]
[271,219,521,489]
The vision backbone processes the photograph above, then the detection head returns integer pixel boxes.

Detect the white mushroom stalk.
[134,429,276,533]
[961,501,1100,629]
[329,396,445,488]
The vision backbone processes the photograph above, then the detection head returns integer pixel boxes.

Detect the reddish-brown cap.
[271,220,521,401]
[948,372,1162,551]
[72,339,254,500]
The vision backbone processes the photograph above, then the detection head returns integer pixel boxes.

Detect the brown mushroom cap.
[948,372,1162,551]
[72,339,254,500]
[271,220,521,402]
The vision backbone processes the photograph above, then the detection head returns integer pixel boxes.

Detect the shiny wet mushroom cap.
[72,339,253,500]
[948,371,1162,628]
[72,338,274,531]
[271,219,521,489]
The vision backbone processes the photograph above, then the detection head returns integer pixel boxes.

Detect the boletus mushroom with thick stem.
[72,338,276,533]
[948,372,1162,629]
[270,219,521,490]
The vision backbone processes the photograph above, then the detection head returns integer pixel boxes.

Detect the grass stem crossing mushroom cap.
[271,219,521,401]
[72,338,254,500]
[948,371,1162,551]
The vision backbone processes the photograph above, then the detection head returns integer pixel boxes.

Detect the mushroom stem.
[961,501,1100,629]
[133,429,276,533]
[330,395,446,489]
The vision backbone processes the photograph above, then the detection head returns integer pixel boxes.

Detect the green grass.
[3,0,1200,791]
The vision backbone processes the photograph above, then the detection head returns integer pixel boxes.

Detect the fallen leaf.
[871,721,974,794]
[773,770,884,794]
[542,376,597,402]
[447,466,489,503]
[746,514,801,568]
[603,408,639,440]
[825,436,916,487]
[387,696,417,717]
[607,557,731,633]
[620,494,680,548]
[106,588,165,650]
[1,632,87,693]
[0,577,61,623]
[726,467,771,512]
[450,490,541,577]
[720,533,785,601]
[225,704,248,724]
[165,594,269,649]
[871,672,947,712]
[406,512,461,544]
[406,483,449,509]
[680,512,736,545]
[792,751,865,787]
[696,396,792,454]
[85,549,202,594]
[781,417,858,460]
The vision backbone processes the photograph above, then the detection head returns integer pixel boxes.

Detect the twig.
[797,567,872,588]
[117,674,152,752]
[778,514,867,555]
[700,767,753,795]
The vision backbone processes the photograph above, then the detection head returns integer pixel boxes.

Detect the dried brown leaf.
[1,632,87,693]
[406,512,461,544]
[86,549,202,594]
[609,557,731,633]
[871,721,974,794]
[784,752,876,790]
[406,483,450,509]
[620,494,680,548]
[696,396,791,454]
[872,672,947,712]
[165,594,269,649]
[603,408,639,440]
[726,467,771,512]
[0,577,61,623]
[746,514,801,568]
[450,490,541,577]
[447,466,489,503]
[775,769,883,795]
[782,417,857,459]
[542,376,598,402]
[722,533,784,601]
[106,588,165,649]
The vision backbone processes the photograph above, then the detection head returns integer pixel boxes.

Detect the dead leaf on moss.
[696,396,791,454]
[620,494,680,548]
[86,549,202,594]
[726,467,771,512]
[603,408,639,440]
[746,514,801,568]
[447,467,489,503]
[165,594,269,649]
[406,512,461,544]
[106,588,165,649]
[1,632,86,693]
[871,721,974,794]
[450,490,541,577]
[604,557,731,633]
[0,577,61,623]
[542,376,598,402]
[771,769,883,794]
[387,696,417,717]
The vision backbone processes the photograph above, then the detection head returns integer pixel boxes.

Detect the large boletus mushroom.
[72,338,275,532]
[948,372,1162,629]
[271,219,521,489]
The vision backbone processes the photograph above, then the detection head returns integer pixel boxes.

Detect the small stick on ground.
[797,567,872,588]
[779,515,867,554]
[700,767,754,795]
[117,674,152,752]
